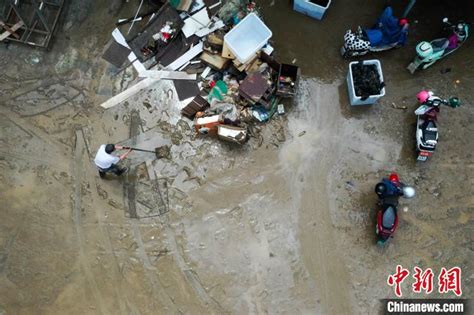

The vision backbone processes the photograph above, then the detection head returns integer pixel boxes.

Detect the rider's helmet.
[417,90,431,104]
[402,186,416,198]
[375,183,387,196]
[389,173,400,185]
[416,41,433,58]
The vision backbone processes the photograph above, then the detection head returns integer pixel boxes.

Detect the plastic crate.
[293,0,332,20]
[347,59,385,106]
[224,13,272,63]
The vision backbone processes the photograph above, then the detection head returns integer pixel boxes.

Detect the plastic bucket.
[347,59,385,106]
[293,0,332,20]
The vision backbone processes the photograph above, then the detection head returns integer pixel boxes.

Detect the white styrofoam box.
[293,0,332,20]
[224,13,272,63]
[347,59,385,106]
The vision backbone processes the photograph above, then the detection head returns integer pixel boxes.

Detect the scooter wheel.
[377,240,386,246]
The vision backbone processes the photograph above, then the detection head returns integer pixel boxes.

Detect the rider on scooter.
[375,173,415,199]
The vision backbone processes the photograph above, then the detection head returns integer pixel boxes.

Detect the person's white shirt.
[94,145,120,169]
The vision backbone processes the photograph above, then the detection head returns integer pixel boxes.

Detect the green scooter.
[407,18,470,74]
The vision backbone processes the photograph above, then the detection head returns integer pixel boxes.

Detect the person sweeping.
[94,144,132,178]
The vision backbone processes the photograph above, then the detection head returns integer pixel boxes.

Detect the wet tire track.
[124,111,179,313]
[73,129,108,314]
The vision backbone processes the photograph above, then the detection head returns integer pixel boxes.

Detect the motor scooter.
[407,18,470,73]
[374,173,415,246]
[341,6,409,58]
[414,91,460,162]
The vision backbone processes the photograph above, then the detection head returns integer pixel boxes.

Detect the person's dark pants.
[98,164,126,178]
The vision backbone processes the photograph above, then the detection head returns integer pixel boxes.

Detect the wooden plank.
[0,20,24,41]
[100,70,195,109]
[200,51,229,70]
[141,70,197,80]
[0,20,20,39]
[221,41,235,59]
[166,42,203,70]
[100,78,158,109]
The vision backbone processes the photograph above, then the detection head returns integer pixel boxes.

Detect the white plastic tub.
[347,59,385,106]
[224,13,272,63]
[293,0,332,20]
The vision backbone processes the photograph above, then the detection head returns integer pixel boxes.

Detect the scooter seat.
[365,29,383,46]
[422,121,438,143]
[431,38,449,52]
[382,206,396,229]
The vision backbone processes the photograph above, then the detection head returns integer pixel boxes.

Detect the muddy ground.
[0,0,473,314]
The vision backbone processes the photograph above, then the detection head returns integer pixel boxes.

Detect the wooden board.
[200,51,229,70]
[143,70,197,80]
[166,41,204,70]
[100,78,158,109]
[0,21,24,41]
[221,41,235,59]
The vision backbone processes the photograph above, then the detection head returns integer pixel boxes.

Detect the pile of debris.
[102,0,299,145]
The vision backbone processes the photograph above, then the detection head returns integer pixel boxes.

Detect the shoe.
[117,167,129,176]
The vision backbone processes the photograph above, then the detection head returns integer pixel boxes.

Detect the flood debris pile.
[351,61,385,98]
[103,0,299,146]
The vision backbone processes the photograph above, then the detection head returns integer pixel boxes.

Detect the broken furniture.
[224,13,272,63]
[173,79,200,101]
[239,72,273,108]
[276,64,299,97]
[293,0,332,20]
[181,95,210,119]
[200,51,230,70]
[347,59,385,106]
[1,0,64,48]
[194,114,222,135]
[217,125,248,144]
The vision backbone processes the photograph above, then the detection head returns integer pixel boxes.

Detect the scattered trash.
[252,107,269,122]
[217,125,248,144]
[391,102,407,110]
[195,114,222,134]
[101,0,298,146]
[298,131,306,137]
[207,80,228,103]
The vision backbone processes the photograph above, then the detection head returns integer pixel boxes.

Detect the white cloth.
[94,145,120,169]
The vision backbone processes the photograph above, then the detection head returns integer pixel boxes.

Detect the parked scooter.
[414,91,460,162]
[407,18,470,73]
[341,6,409,58]
[374,173,415,246]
